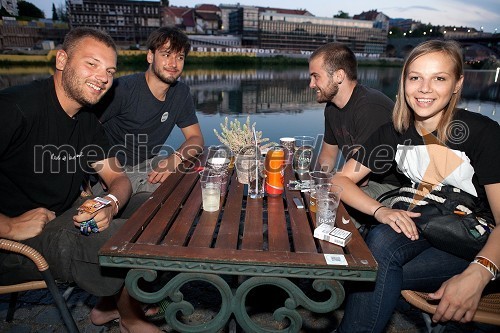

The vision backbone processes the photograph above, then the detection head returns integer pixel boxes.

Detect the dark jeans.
[337,224,470,333]
[0,193,150,297]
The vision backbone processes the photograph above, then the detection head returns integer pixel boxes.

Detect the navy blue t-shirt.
[98,73,199,166]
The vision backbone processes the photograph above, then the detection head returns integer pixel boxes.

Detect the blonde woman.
[332,39,500,332]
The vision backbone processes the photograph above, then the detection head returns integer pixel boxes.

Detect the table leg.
[124,269,345,333]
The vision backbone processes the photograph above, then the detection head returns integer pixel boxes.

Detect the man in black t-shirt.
[0,28,161,332]
[96,27,204,193]
[309,43,400,226]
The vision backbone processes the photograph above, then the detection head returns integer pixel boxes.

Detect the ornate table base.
[126,269,345,333]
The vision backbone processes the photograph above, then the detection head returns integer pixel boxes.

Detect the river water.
[1,66,498,149]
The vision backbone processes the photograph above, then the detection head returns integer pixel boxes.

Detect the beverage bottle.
[265,146,285,196]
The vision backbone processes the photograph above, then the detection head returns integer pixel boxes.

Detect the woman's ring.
[394,218,399,223]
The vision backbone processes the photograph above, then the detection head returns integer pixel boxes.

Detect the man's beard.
[316,79,339,103]
[152,64,180,85]
[62,65,103,107]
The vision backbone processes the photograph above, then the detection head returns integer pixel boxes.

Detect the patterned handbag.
[385,185,495,261]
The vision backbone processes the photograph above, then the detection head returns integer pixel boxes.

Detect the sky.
[30,0,499,33]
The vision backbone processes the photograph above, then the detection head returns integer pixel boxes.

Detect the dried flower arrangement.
[213,116,274,155]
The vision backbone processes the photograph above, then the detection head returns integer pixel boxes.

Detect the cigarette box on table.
[313,223,352,247]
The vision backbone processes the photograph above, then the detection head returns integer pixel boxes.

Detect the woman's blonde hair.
[393,39,464,142]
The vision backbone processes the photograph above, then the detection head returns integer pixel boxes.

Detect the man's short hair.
[146,27,191,57]
[310,43,357,81]
[62,27,117,56]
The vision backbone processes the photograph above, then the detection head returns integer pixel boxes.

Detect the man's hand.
[2,208,56,241]
[73,201,115,233]
[148,154,180,184]
[428,265,488,323]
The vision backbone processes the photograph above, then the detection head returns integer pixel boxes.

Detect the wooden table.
[99,151,377,333]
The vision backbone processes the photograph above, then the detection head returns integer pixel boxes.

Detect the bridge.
[388,35,500,60]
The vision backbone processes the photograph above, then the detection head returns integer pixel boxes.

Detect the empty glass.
[293,136,315,174]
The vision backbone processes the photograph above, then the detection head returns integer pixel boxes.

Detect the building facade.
[66,0,161,46]
[227,7,387,54]
[0,18,68,50]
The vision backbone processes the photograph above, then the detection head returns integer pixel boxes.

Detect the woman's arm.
[429,182,500,323]
[333,158,420,239]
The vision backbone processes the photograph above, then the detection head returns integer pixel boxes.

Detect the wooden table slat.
[241,197,264,250]
[283,165,318,253]
[266,196,291,252]
[161,179,203,246]
[188,179,220,247]
[215,171,244,249]
[136,171,199,244]
[102,242,375,271]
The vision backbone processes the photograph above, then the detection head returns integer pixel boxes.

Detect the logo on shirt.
[161,112,169,122]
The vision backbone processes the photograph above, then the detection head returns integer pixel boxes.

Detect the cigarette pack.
[313,223,352,247]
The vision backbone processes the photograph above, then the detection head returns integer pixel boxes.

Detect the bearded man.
[308,43,401,226]
[96,27,204,194]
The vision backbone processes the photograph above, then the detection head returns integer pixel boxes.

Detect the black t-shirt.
[323,83,394,161]
[354,109,500,202]
[97,73,199,166]
[0,77,111,216]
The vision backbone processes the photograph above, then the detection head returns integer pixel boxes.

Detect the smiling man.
[96,27,204,194]
[0,27,163,332]
[309,43,400,227]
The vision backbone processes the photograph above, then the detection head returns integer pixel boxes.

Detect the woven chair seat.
[402,290,500,326]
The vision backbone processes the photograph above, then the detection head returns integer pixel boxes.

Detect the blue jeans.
[337,224,469,333]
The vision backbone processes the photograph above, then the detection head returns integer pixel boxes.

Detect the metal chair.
[401,290,500,332]
[0,238,80,333]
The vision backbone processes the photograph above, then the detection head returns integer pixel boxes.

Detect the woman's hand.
[374,206,421,240]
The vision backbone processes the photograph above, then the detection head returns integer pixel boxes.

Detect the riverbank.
[0,50,404,68]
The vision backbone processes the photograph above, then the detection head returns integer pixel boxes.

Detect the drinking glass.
[280,137,295,165]
[206,145,231,196]
[248,157,265,199]
[199,170,222,212]
[206,145,232,171]
[293,136,315,174]
[316,185,342,227]
[308,170,334,186]
[309,183,331,213]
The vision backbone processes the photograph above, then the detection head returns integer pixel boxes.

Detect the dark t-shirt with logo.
[0,77,110,216]
[98,73,198,166]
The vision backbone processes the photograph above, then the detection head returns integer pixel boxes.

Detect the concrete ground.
[1,280,479,333]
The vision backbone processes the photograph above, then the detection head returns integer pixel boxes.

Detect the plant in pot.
[214,116,274,184]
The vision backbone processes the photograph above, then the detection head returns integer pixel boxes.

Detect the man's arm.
[73,157,132,231]
[317,141,339,173]
[148,123,204,184]
[0,209,56,241]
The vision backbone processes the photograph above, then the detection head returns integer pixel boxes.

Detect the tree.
[56,3,68,22]
[334,11,350,19]
[17,1,45,19]
[52,3,59,21]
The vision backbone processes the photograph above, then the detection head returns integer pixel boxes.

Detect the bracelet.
[471,256,499,280]
[174,151,185,162]
[373,205,385,217]
[106,193,120,215]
